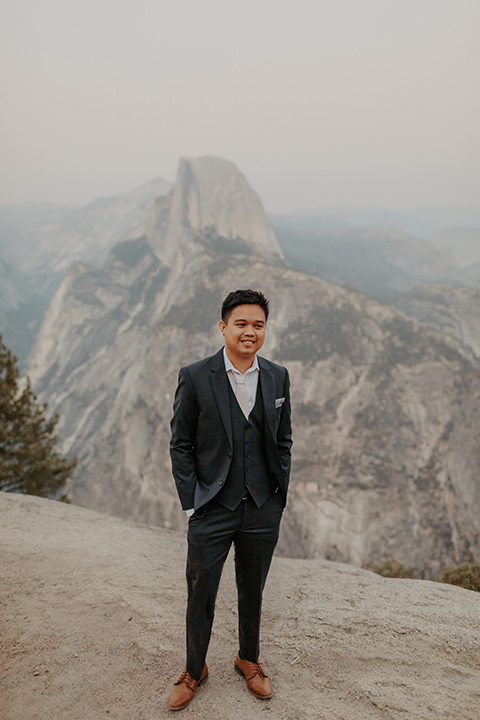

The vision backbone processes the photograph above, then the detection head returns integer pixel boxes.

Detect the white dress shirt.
[223,347,259,414]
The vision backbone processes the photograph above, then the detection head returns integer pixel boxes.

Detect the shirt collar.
[223,347,259,375]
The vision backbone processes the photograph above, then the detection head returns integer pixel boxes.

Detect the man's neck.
[224,348,256,374]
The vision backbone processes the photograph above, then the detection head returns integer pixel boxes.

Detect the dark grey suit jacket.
[170,348,292,511]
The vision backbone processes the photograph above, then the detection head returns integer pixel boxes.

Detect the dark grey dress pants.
[185,492,283,681]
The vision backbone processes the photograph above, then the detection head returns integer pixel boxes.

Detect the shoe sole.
[234,663,272,699]
[168,672,208,711]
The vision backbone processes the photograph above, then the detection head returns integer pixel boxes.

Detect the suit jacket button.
[219,480,223,485]
[227,453,232,459]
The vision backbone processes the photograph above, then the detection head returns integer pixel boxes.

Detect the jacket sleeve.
[169,366,199,510]
[277,368,292,485]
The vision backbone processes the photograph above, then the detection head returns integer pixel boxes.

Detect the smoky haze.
[0,0,479,212]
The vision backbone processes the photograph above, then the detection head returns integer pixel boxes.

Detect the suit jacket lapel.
[209,348,233,448]
[259,356,276,442]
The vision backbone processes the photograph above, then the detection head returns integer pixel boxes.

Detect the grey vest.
[215,375,273,510]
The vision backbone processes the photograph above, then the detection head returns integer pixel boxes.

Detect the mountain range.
[2,175,479,360]
[0,178,171,362]
[18,156,480,577]
[273,217,480,303]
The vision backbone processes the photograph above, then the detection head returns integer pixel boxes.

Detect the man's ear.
[218,320,226,335]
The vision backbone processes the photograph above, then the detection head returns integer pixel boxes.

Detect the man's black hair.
[221,289,270,322]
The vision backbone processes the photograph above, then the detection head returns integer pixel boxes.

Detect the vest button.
[227,453,232,459]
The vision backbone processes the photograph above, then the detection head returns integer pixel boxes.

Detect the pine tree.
[0,334,76,497]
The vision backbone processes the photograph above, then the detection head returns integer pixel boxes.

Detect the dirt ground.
[1,493,479,720]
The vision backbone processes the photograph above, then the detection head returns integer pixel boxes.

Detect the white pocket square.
[275,397,285,408]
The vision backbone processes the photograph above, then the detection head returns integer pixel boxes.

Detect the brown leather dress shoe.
[234,654,272,699]
[168,665,208,711]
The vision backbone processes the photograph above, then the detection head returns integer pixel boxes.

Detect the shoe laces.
[249,661,267,678]
[174,669,196,690]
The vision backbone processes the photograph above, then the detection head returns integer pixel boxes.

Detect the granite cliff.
[27,157,480,577]
[147,156,282,268]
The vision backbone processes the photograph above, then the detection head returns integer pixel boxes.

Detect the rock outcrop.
[147,156,283,267]
[2,493,479,720]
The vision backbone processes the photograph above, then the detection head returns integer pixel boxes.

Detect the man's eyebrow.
[234,318,265,324]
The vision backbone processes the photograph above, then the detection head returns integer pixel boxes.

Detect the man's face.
[219,304,266,367]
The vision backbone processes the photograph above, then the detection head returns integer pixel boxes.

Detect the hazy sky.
[1,0,479,212]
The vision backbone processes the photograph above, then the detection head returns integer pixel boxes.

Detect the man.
[168,289,292,711]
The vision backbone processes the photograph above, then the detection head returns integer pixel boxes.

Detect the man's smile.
[219,303,266,372]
